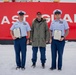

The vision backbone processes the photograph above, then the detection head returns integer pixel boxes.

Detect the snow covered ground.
[0,42,76,75]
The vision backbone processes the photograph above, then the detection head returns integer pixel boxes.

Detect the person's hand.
[30,40,32,43]
[46,41,48,44]
[27,39,30,44]
[50,39,52,44]
[60,37,64,41]
[12,36,16,40]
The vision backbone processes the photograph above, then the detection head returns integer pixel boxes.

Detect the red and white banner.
[0,2,76,40]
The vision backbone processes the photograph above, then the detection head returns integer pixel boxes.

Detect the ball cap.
[37,12,42,15]
[53,9,62,15]
[17,10,26,15]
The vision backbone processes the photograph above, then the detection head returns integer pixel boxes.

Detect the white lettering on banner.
[12,15,18,24]
[42,14,51,23]
[51,14,54,22]
[1,16,10,24]
[0,14,76,25]
[42,14,76,23]
[74,14,76,23]
[42,14,54,23]
[12,15,29,24]
[0,15,29,25]
[63,14,73,23]
[24,15,29,21]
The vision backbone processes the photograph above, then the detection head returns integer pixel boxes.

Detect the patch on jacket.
[15,24,18,25]
[23,22,27,25]
[59,21,63,24]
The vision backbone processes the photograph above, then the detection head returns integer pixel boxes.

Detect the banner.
[0,2,76,40]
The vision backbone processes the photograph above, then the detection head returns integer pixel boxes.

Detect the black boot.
[58,68,62,71]
[50,67,56,70]
[16,66,20,70]
[42,63,45,69]
[21,67,25,70]
[32,63,36,68]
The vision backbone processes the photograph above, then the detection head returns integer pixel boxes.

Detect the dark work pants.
[32,47,46,64]
[51,38,65,69]
[14,37,27,68]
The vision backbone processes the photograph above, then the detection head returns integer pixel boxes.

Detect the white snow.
[0,42,76,75]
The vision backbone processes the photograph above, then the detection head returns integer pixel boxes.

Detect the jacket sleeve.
[30,21,34,41]
[45,22,50,42]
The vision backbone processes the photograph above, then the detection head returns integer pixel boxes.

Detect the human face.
[54,14,61,20]
[36,14,42,20]
[18,15,24,21]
